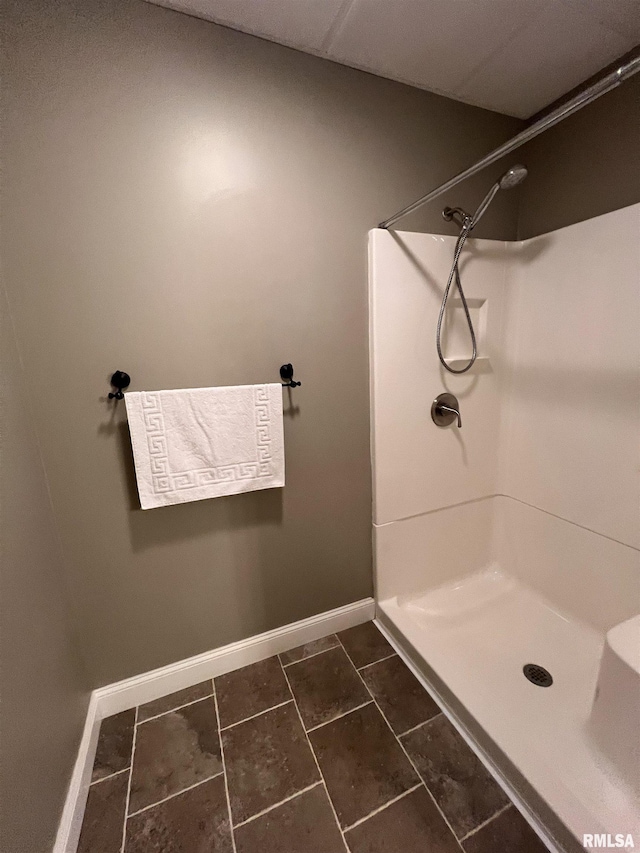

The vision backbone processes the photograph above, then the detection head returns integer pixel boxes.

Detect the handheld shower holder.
[442,207,472,229]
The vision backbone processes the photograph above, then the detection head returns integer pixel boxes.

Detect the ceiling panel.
[455,3,633,117]
[149,0,345,51]
[563,0,640,37]
[324,0,549,97]
[146,0,639,118]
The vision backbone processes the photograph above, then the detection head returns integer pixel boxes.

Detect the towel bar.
[108,365,301,399]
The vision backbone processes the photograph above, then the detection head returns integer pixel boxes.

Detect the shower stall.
[368,201,640,851]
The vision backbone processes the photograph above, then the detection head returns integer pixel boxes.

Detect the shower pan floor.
[76,621,549,853]
[379,569,640,848]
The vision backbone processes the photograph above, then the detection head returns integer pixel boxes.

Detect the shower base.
[378,569,640,850]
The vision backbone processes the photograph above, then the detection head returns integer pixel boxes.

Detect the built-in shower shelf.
[444,356,491,373]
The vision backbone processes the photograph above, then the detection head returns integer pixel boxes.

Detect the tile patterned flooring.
[77,621,550,852]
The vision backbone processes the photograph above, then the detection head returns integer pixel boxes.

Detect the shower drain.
[523,663,553,687]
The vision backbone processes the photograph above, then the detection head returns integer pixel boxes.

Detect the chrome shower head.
[470,163,527,228]
[498,164,528,189]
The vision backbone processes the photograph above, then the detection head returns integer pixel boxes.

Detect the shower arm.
[378,52,640,230]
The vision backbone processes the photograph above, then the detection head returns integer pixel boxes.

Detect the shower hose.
[436,218,477,374]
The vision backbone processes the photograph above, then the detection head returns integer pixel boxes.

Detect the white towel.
[125,384,284,509]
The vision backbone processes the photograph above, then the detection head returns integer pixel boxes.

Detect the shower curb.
[53,597,375,853]
[374,612,577,853]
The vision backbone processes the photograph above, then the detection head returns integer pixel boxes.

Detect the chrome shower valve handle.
[431,393,462,428]
[439,404,462,428]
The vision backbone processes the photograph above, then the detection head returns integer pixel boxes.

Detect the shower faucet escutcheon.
[431,393,461,428]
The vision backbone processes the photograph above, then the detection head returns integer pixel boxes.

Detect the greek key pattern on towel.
[142,387,273,495]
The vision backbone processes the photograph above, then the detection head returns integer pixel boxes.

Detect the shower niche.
[441,296,490,372]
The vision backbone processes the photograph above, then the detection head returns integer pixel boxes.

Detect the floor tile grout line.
[372,620,546,848]
[305,700,374,733]
[365,701,465,851]
[297,632,446,847]
[397,712,443,740]
[90,767,130,787]
[279,657,351,853]
[95,634,524,852]
[219,698,294,732]
[126,771,225,819]
[356,652,397,671]
[458,802,513,843]
[336,634,467,853]
[324,778,352,853]
[280,642,340,668]
[136,692,215,726]
[342,782,423,833]
[231,781,323,830]
[365,639,520,848]
[120,705,138,853]
[212,683,238,853]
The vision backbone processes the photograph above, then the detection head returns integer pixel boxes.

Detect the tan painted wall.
[0,284,89,853]
[3,0,521,687]
[518,74,640,239]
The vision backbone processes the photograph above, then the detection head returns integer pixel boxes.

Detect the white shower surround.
[369,205,640,851]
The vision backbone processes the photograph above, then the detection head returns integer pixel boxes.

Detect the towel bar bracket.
[280,364,301,388]
[109,371,131,401]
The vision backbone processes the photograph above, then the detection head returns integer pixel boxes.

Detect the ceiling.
[145,0,639,118]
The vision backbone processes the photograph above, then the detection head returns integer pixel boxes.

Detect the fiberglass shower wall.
[370,204,640,624]
[369,228,510,602]
[369,204,640,849]
[496,206,639,629]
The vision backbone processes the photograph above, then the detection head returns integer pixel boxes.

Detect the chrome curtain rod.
[378,52,640,229]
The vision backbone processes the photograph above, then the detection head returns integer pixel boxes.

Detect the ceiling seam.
[451,3,550,102]
[319,0,356,55]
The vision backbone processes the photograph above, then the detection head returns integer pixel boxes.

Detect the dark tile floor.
[77,621,550,853]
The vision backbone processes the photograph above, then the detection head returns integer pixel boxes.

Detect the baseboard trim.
[95,598,375,718]
[53,694,101,853]
[55,597,375,853]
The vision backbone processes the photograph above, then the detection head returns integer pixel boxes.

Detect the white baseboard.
[55,597,375,853]
[95,598,375,718]
[53,694,101,853]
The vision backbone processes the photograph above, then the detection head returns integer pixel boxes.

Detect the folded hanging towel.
[125,384,284,509]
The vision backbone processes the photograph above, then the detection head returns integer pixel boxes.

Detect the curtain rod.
[378,52,640,230]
